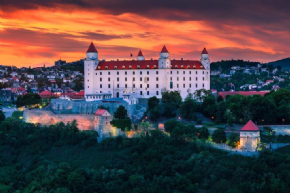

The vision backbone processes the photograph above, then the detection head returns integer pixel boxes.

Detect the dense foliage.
[161,90,182,117]
[110,119,132,131]
[202,88,290,125]
[1,118,290,192]
[114,105,128,119]
[16,93,41,108]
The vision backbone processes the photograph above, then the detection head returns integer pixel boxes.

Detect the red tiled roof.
[18,87,25,91]
[95,60,203,70]
[218,91,269,98]
[39,90,54,96]
[171,60,204,69]
[161,45,168,53]
[137,50,143,56]
[95,109,106,116]
[87,42,98,53]
[240,120,260,131]
[202,48,208,54]
[96,60,159,70]
[266,80,274,83]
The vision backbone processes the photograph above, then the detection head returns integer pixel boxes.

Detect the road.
[2,107,17,118]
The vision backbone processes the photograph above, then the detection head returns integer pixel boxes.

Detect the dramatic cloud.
[0,0,289,67]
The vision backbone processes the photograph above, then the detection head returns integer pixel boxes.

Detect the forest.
[1,117,290,192]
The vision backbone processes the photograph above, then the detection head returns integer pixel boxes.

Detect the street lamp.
[282,119,285,125]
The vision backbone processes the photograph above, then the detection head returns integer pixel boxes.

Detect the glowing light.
[19,116,23,119]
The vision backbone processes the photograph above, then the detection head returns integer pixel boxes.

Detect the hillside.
[268,57,290,69]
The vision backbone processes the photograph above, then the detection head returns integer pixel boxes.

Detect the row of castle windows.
[92,70,208,76]
[94,83,204,89]
[87,76,205,82]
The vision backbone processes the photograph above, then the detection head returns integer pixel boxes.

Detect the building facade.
[84,43,210,101]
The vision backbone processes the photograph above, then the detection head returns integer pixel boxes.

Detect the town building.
[55,59,66,66]
[239,120,260,151]
[84,43,210,101]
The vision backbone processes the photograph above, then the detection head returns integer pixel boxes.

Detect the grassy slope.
[276,145,290,155]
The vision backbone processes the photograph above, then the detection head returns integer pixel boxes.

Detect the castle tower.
[158,45,171,69]
[239,120,260,151]
[137,50,145,61]
[200,48,210,70]
[84,42,99,99]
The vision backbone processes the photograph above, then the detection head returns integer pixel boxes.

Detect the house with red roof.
[39,90,56,99]
[239,120,260,151]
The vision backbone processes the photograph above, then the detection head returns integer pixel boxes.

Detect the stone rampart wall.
[23,109,95,130]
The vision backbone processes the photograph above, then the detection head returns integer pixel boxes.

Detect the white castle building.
[84,43,210,102]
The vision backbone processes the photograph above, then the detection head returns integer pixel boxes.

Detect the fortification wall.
[23,109,95,130]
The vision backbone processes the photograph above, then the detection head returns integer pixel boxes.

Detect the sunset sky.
[0,0,290,67]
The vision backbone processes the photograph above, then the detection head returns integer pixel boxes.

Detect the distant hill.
[268,58,290,69]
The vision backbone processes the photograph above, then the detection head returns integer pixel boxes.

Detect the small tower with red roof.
[239,120,260,151]
[86,42,98,60]
[158,45,171,69]
[137,50,145,61]
[200,48,210,70]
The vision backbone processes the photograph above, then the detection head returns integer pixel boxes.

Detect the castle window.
[147,84,149,88]
[96,73,97,75]
[183,77,185,81]
[108,84,110,88]
[105,66,108,69]
[133,77,135,81]
[170,82,173,89]
[140,77,142,81]
[125,77,127,81]
[190,71,191,74]
[177,71,179,74]
[170,71,172,74]
[108,72,110,75]
[189,84,191,88]
[203,77,204,81]
[140,71,142,75]
[183,84,185,88]
[177,84,179,88]
[117,71,119,75]
[117,84,119,88]
[147,91,149,95]
[196,84,198,88]
[203,84,204,87]
[177,77,179,81]
[156,77,159,81]
[140,91,142,95]
[156,71,158,74]
[133,84,135,88]
[133,71,135,75]
[100,84,102,88]
[156,91,159,95]
[147,77,149,81]
[125,84,127,88]
[100,72,102,75]
[137,65,140,69]
[147,71,149,75]
[125,71,127,75]
[170,77,172,81]
[108,78,110,81]
[189,77,191,81]
[156,84,159,88]
[117,77,119,81]
[183,71,185,74]
[114,66,117,69]
[88,80,89,82]
[140,84,142,88]
[100,78,102,82]
[88,86,89,88]
[196,71,197,74]
[203,71,204,74]
[196,77,198,81]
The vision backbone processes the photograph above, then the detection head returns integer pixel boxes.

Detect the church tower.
[84,42,99,99]
[158,45,171,69]
[200,48,210,70]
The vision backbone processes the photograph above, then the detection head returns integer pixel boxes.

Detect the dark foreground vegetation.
[1,118,290,192]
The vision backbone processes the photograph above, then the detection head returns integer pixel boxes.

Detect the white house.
[84,43,211,101]
[27,74,34,79]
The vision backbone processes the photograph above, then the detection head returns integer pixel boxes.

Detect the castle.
[84,43,210,102]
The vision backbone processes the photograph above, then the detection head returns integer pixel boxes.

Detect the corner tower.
[137,50,145,61]
[158,45,171,69]
[85,42,98,100]
[200,48,210,70]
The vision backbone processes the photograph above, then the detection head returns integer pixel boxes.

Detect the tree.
[161,90,182,117]
[149,107,160,122]
[179,93,198,120]
[0,110,5,122]
[148,96,159,110]
[227,133,240,148]
[193,89,212,102]
[212,128,227,143]
[198,126,209,139]
[164,119,179,133]
[217,95,224,103]
[114,105,128,119]
[215,101,227,123]
[224,109,235,127]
